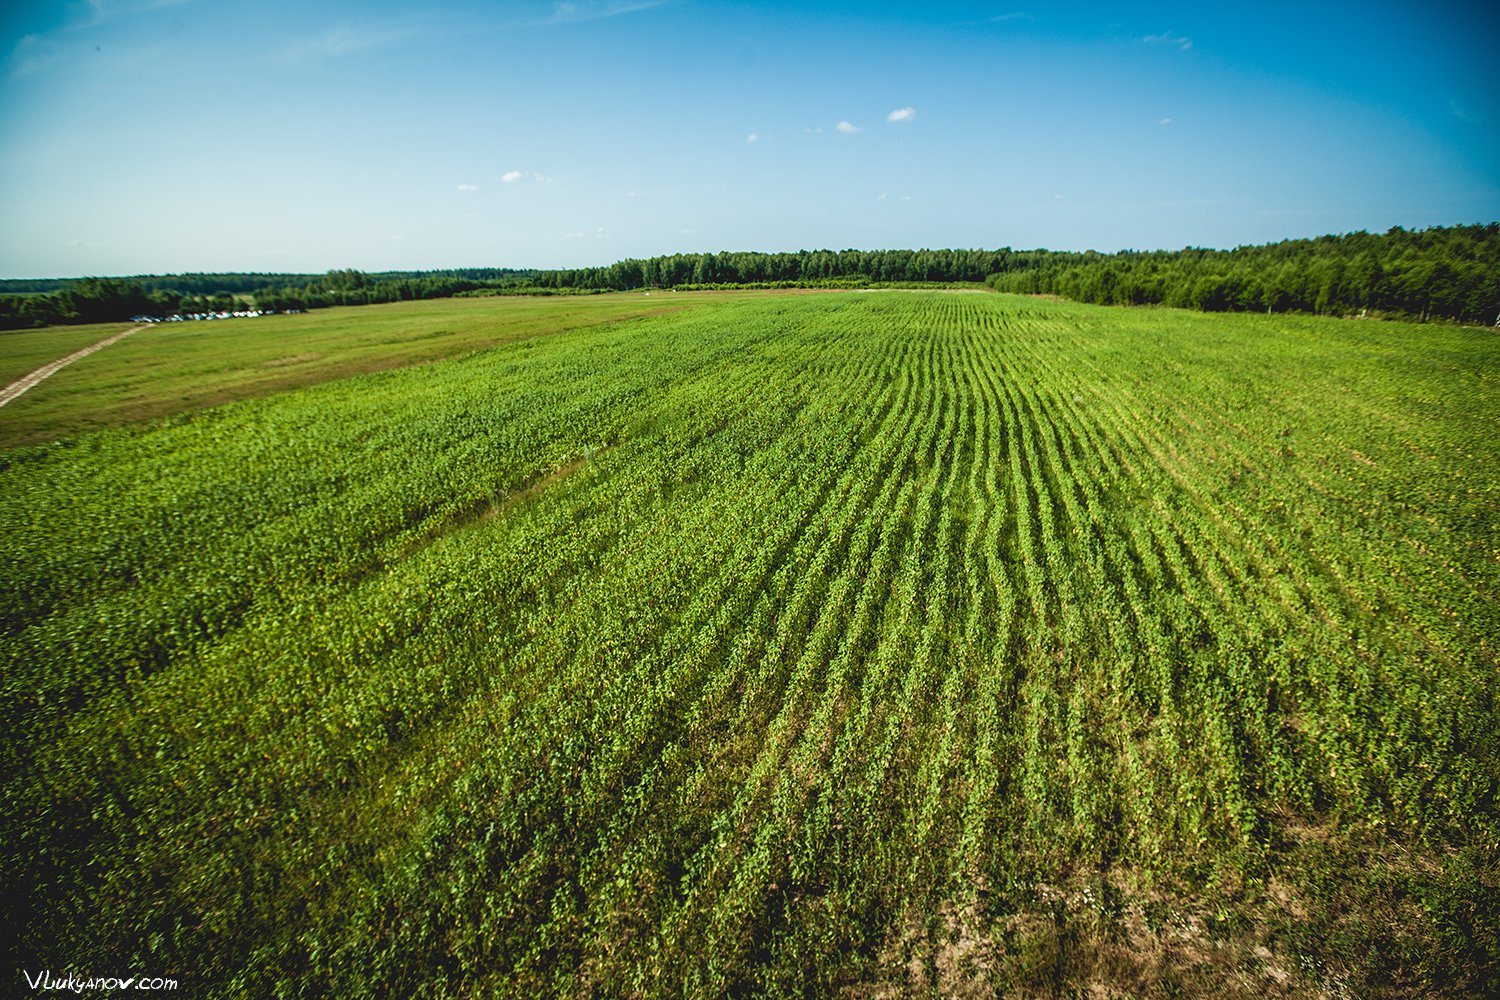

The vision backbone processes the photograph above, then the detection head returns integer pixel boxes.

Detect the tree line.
[248,270,529,313]
[2,226,1494,331]
[982,224,1499,324]
[0,270,534,329]
[0,278,163,330]
[531,227,1498,324]
[530,248,1013,290]
[0,268,532,297]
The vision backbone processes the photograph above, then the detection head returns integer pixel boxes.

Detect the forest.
[1,225,1494,330]
[983,224,1500,323]
[538,226,1499,324]
[0,270,533,330]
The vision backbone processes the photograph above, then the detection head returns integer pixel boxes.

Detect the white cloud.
[1143,30,1192,51]
[80,0,194,30]
[277,24,409,61]
[1158,117,1173,126]
[886,107,916,123]
[68,0,126,30]
[456,183,480,191]
[877,193,888,200]
[548,1,672,24]
[1447,97,1482,123]
[680,228,696,235]
[65,0,197,29]
[746,132,759,143]
[989,11,1035,23]
[501,170,524,183]
[9,34,60,77]
[9,0,198,75]
[836,120,860,134]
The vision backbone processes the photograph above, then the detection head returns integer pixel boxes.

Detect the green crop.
[2,292,1496,996]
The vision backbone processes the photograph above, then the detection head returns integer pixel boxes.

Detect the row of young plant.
[2,292,1495,994]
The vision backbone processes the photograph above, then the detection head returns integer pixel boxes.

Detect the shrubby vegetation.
[3,293,1495,994]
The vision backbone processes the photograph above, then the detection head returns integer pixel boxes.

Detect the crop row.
[2,292,1495,994]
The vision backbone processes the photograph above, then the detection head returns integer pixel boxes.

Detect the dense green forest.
[2,225,1494,331]
[0,268,531,297]
[983,225,1500,324]
[530,248,1013,289]
[0,273,327,296]
[249,269,533,313]
[0,278,162,330]
[0,271,535,330]
[537,226,1499,324]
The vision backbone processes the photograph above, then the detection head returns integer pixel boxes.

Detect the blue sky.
[1,1,1496,276]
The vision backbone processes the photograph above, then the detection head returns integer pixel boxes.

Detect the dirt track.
[0,324,146,409]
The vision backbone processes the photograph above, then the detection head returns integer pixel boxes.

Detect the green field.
[0,320,141,388]
[2,292,1497,995]
[0,294,720,449]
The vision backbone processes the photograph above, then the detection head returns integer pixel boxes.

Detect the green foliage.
[532,248,1014,290]
[0,269,536,298]
[2,292,1496,995]
[523,226,1500,326]
[0,278,155,330]
[250,270,521,312]
[4,225,1493,330]
[0,270,541,329]
[984,223,1500,324]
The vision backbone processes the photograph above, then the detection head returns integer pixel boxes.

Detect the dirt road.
[0,324,147,409]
